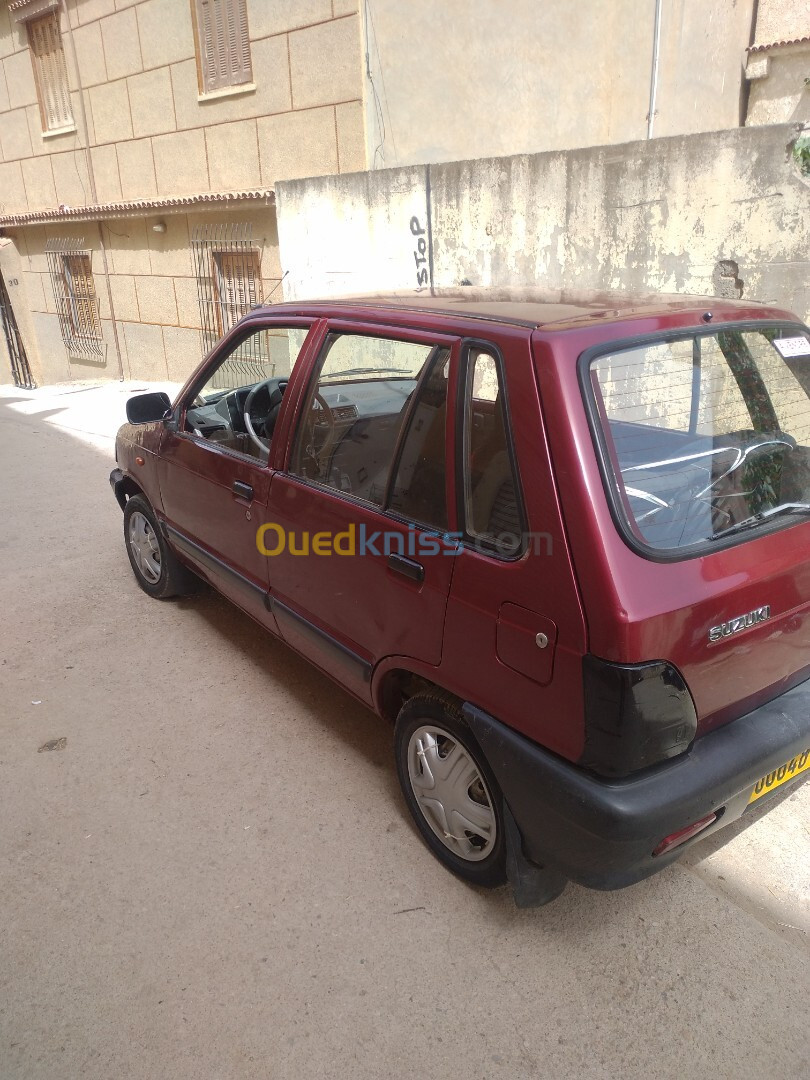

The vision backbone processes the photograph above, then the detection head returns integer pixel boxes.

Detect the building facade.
[0,0,365,387]
[745,0,810,127]
[1,0,808,389]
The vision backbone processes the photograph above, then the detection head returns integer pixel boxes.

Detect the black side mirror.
[126,391,172,425]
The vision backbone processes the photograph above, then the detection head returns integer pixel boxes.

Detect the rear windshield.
[588,324,810,553]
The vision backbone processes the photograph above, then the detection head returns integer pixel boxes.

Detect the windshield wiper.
[320,366,413,379]
[709,503,810,541]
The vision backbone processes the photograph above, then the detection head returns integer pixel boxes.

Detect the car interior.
[185,375,289,460]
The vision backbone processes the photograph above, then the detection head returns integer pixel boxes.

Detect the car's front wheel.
[123,493,197,599]
[395,694,507,887]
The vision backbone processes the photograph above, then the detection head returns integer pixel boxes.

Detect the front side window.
[27,10,74,133]
[185,325,309,461]
[290,332,450,529]
[192,0,252,95]
[589,325,810,553]
[461,349,523,555]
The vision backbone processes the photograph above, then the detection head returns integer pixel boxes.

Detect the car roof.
[250,287,791,332]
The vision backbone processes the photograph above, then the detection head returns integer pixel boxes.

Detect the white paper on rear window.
[773,336,810,358]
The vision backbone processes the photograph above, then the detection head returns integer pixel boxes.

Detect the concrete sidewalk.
[0,381,807,1079]
[0,380,183,452]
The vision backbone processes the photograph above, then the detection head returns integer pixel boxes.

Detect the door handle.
[232,480,253,501]
[387,554,425,583]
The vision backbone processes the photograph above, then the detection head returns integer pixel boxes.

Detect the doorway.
[0,269,34,389]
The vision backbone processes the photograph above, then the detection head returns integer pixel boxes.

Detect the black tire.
[122,494,198,599]
[394,693,507,887]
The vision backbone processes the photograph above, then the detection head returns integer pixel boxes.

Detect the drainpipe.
[647,0,664,139]
[63,0,125,381]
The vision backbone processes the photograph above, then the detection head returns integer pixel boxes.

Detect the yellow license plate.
[749,749,810,804]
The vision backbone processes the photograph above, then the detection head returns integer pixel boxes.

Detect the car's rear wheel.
[123,494,197,599]
[394,694,507,887]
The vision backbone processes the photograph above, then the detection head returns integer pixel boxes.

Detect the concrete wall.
[0,0,366,218]
[5,204,279,385]
[275,123,810,324]
[361,0,756,168]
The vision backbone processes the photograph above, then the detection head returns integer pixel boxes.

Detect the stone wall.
[275,123,810,324]
[0,0,366,219]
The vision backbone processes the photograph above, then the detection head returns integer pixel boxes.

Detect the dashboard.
[184,376,416,447]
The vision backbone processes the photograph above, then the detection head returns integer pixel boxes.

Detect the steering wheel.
[244,378,286,456]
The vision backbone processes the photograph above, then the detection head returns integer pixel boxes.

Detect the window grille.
[27,10,73,132]
[46,240,103,357]
[193,0,252,94]
[191,222,271,387]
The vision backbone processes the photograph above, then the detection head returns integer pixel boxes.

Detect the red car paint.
[532,310,810,737]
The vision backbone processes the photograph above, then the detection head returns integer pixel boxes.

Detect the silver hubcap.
[407,725,497,862]
[128,511,161,584]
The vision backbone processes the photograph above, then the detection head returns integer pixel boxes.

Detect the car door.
[265,322,461,700]
[442,338,588,763]
[157,319,319,628]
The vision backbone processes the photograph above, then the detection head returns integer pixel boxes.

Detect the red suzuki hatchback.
[110,289,810,905]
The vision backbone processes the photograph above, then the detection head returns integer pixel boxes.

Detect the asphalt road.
[0,391,808,1080]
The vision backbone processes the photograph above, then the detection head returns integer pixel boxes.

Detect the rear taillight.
[652,813,718,857]
[581,655,698,777]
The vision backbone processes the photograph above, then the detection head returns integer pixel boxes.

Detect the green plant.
[794,130,810,177]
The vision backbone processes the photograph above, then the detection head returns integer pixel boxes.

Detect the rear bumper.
[464,676,810,890]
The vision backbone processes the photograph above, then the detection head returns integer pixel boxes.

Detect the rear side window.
[588,325,810,554]
[289,332,450,531]
[461,349,523,555]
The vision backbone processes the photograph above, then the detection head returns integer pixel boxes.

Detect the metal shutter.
[63,254,101,339]
[28,11,73,132]
[46,242,103,356]
[212,249,262,334]
[195,0,252,93]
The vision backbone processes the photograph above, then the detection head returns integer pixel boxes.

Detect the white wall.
[276,124,810,324]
